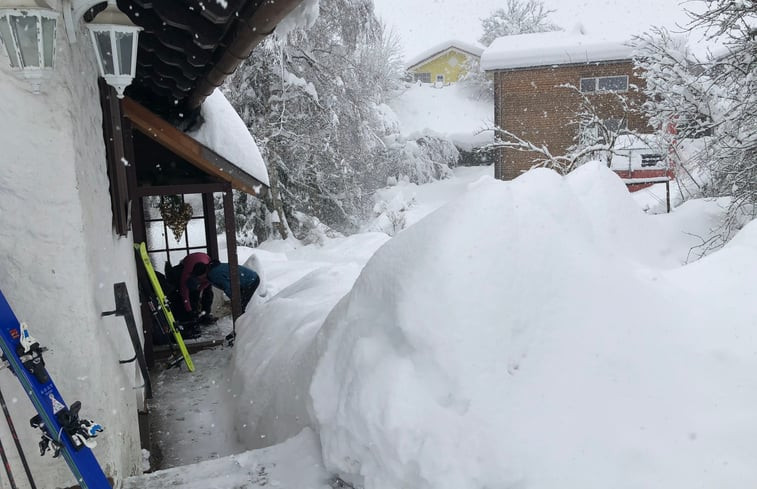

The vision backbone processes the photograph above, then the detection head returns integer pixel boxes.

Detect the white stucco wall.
[0,17,143,489]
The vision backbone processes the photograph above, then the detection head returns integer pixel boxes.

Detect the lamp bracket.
[62,0,113,42]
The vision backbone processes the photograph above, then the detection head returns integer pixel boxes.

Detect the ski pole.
[0,431,17,489]
[0,388,36,489]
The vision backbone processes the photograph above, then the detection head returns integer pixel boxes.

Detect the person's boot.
[198,312,218,325]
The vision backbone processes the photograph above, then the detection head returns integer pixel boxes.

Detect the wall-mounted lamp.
[86,1,141,98]
[0,1,58,94]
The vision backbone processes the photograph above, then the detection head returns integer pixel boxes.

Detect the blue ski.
[0,288,111,488]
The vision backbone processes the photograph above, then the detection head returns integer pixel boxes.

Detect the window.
[641,154,664,167]
[598,76,628,91]
[581,118,628,144]
[144,194,209,266]
[579,75,629,93]
[603,118,627,133]
[414,72,431,83]
[580,78,596,92]
[436,74,444,83]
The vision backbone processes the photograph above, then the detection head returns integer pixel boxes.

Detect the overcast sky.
[373,0,692,61]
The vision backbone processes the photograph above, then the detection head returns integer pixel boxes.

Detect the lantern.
[0,1,58,94]
[86,1,140,98]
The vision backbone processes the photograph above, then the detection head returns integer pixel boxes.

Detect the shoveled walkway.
[124,314,332,489]
[146,316,242,469]
[124,428,331,489]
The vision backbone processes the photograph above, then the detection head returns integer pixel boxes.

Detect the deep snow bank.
[310,163,757,489]
[230,233,390,449]
[387,83,493,150]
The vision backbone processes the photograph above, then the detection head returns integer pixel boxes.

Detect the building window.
[581,118,628,144]
[436,74,444,83]
[414,72,431,83]
[144,194,208,266]
[580,78,596,92]
[579,75,628,93]
[641,154,665,167]
[603,118,627,133]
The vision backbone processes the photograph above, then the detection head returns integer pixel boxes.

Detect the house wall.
[492,61,649,180]
[0,21,143,489]
[411,50,476,83]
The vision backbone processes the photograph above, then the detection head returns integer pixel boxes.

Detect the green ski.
[134,242,195,372]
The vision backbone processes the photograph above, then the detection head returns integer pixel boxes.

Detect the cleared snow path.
[148,316,242,468]
[124,428,331,489]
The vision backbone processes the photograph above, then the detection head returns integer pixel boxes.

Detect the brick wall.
[493,61,649,180]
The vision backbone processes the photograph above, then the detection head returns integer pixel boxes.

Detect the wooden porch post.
[123,119,155,368]
[203,193,219,260]
[223,185,242,322]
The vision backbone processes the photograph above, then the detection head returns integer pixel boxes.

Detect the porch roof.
[122,96,266,196]
[115,0,305,128]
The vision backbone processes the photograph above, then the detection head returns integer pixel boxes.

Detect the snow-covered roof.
[406,40,485,70]
[480,29,635,71]
[188,89,269,187]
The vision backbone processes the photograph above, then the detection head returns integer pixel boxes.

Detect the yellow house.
[406,40,485,84]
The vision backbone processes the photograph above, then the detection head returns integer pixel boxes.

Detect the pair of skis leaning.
[134,242,195,372]
[0,288,109,488]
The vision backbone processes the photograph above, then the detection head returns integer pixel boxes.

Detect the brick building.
[481,29,659,181]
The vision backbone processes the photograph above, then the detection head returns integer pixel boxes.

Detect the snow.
[187,89,269,186]
[122,162,757,489]
[221,163,755,489]
[149,343,242,468]
[373,0,689,64]
[387,83,493,150]
[125,429,330,489]
[405,40,485,69]
[364,166,493,232]
[1,22,144,487]
[481,28,635,71]
[274,0,321,39]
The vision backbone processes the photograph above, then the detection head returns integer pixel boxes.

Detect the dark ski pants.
[240,275,260,313]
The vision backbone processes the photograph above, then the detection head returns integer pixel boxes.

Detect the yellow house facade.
[406,40,485,84]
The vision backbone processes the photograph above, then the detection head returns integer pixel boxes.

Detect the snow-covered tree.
[457,57,494,100]
[634,1,757,245]
[223,0,405,237]
[478,0,559,47]
[223,0,461,240]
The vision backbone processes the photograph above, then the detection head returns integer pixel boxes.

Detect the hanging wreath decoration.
[158,195,193,241]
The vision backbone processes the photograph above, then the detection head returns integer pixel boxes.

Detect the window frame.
[414,72,431,83]
[579,75,629,94]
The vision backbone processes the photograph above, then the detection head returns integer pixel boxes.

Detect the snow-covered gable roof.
[480,28,635,72]
[406,40,485,70]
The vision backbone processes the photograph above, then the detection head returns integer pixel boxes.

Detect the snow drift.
[309,163,757,489]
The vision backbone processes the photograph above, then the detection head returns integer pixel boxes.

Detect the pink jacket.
[180,252,211,312]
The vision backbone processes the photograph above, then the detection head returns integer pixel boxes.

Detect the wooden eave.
[121,96,267,196]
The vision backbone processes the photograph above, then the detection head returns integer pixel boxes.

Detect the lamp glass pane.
[0,17,20,68]
[41,17,55,68]
[115,31,133,76]
[10,14,40,68]
[94,30,115,75]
